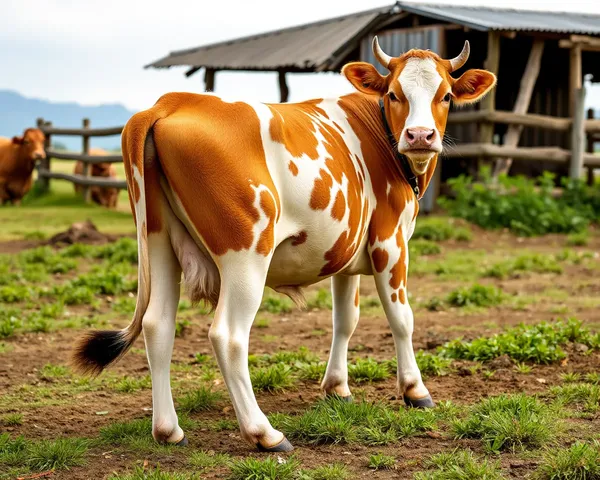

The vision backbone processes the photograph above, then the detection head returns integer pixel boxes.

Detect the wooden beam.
[45,150,122,164]
[445,143,570,162]
[204,68,215,92]
[560,34,600,50]
[81,118,91,203]
[278,71,289,103]
[185,66,201,77]
[40,125,123,137]
[448,110,571,131]
[492,39,544,177]
[37,169,127,189]
[585,119,600,133]
[570,87,586,179]
[36,118,50,192]
[569,44,582,116]
[478,31,500,167]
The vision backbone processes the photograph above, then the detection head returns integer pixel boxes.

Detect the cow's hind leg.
[209,256,292,452]
[322,275,360,401]
[143,229,185,444]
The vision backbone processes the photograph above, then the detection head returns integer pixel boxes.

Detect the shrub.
[440,170,599,236]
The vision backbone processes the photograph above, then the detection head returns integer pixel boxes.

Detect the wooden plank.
[444,143,570,162]
[81,118,91,203]
[492,39,544,177]
[478,31,500,167]
[569,44,582,116]
[585,119,600,133]
[41,126,123,137]
[45,150,122,163]
[570,87,586,179]
[36,118,51,191]
[278,71,289,103]
[584,153,600,168]
[448,110,571,131]
[37,169,127,189]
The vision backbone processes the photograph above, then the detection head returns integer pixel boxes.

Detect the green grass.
[260,291,293,314]
[255,318,271,329]
[228,455,300,480]
[298,463,350,480]
[348,358,390,383]
[532,441,600,480]
[414,448,505,480]
[177,386,223,413]
[251,364,294,393]
[189,450,231,472]
[566,231,590,247]
[100,416,195,450]
[113,375,151,393]
[306,288,333,309]
[298,362,327,382]
[39,363,69,380]
[416,351,453,377]
[446,284,505,308]
[109,466,199,480]
[26,438,89,471]
[367,453,396,470]
[413,217,472,242]
[452,394,557,453]
[410,239,442,256]
[1,413,23,426]
[550,383,600,413]
[483,253,563,279]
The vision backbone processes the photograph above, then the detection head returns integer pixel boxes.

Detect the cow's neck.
[14,148,36,175]
[338,92,437,199]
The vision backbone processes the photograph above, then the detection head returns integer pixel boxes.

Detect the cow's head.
[13,128,46,165]
[343,37,496,175]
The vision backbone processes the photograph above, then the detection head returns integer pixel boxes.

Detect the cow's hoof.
[404,394,435,408]
[175,435,189,447]
[257,436,294,452]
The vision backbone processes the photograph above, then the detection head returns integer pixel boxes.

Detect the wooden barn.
[147,2,600,210]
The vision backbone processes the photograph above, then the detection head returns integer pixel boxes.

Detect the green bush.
[440,170,600,236]
[446,284,505,308]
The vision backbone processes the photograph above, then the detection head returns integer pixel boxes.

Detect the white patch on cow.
[397,58,443,151]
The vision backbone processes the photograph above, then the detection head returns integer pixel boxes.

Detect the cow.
[73,38,496,453]
[0,128,46,205]
[74,147,119,208]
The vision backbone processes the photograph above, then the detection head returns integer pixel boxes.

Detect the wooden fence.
[35,118,126,202]
[36,88,598,205]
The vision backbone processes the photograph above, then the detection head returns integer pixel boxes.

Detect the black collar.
[378,98,420,199]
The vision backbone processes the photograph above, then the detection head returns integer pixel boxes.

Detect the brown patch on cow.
[331,190,346,221]
[371,248,389,273]
[391,292,398,303]
[310,169,333,211]
[257,190,276,256]
[354,287,359,307]
[291,230,307,246]
[268,99,328,160]
[147,93,279,256]
[132,179,141,204]
[144,150,163,234]
[398,289,406,304]
[332,121,345,134]
[288,160,299,176]
[389,229,407,290]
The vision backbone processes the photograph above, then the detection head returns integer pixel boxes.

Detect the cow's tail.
[72,105,168,374]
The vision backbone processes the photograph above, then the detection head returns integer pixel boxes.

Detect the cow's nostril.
[426,131,434,141]
[406,130,415,141]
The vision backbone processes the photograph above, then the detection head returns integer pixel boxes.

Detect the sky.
[1,0,600,111]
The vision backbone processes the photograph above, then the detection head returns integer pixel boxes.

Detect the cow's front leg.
[322,274,360,400]
[370,240,433,408]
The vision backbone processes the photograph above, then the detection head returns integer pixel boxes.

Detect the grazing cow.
[0,128,46,205]
[74,39,496,452]
[74,148,119,208]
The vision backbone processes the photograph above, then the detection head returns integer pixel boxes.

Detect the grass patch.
[251,364,294,393]
[446,284,505,308]
[177,386,222,413]
[452,394,557,453]
[299,463,350,479]
[26,438,88,471]
[410,239,442,256]
[484,253,563,279]
[260,291,293,314]
[307,288,333,310]
[532,441,600,480]
[189,450,231,472]
[566,231,590,246]
[550,383,600,413]
[1,413,23,426]
[113,375,151,393]
[413,218,472,242]
[228,455,300,480]
[298,362,327,382]
[348,358,390,383]
[367,452,396,470]
[109,465,198,480]
[414,448,505,480]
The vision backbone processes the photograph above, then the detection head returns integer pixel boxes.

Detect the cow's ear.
[452,69,497,105]
[12,136,23,145]
[342,62,387,95]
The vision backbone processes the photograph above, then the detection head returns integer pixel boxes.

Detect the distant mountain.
[0,90,136,151]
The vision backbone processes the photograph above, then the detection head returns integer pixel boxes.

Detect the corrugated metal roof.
[147,6,394,72]
[146,2,600,73]
[397,2,600,34]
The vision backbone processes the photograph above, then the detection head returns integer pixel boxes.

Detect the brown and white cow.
[74,39,496,452]
[0,128,46,205]
[74,148,119,208]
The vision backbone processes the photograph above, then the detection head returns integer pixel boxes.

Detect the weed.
[514,363,533,374]
[177,386,222,413]
[0,285,32,303]
[410,239,442,256]
[299,463,350,480]
[255,318,270,328]
[307,288,333,310]
[414,448,505,480]
[348,358,390,383]
[113,375,151,393]
[566,231,590,246]
[113,296,136,314]
[453,394,557,453]
[484,253,562,279]
[532,441,600,480]
[1,413,23,426]
[228,455,300,480]
[27,438,88,471]
[251,364,294,393]
[413,218,454,241]
[175,318,191,337]
[585,372,600,384]
[416,351,453,377]
[446,284,504,308]
[0,310,21,338]
[560,372,582,383]
[424,296,445,311]
[189,450,231,472]
[298,362,327,382]
[39,363,69,380]
[367,453,396,470]
[108,465,198,480]
[193,353,211,364]
[550,383,600,413]
[267,347,319,365]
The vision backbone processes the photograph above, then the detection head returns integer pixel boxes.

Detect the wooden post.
[278,71,289,103]
[204,68,215,92]
[586,108,595,185]
[570,87,585,179]
[81,118,91,203]
[478,32,500,171]
[492,39,544,178]
[569,44,582,116]
[36,118,51,191]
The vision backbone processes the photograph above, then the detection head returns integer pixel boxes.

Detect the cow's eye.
[388,92,397,101]
[443,92,451,103]
[23,140,30,145]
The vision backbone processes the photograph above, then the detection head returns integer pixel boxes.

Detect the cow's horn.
[449,41,470,72]
[372,36,392,70]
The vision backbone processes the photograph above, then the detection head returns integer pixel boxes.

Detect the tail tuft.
[72,330,131,375]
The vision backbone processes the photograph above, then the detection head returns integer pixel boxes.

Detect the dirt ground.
[1,226,599,479]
